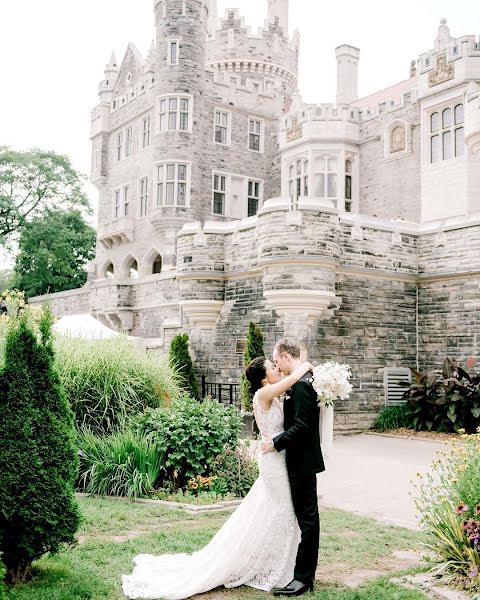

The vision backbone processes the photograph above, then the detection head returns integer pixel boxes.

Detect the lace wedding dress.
[122,392,300,599]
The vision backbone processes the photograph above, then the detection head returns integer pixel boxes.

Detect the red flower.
[467,357,475,368]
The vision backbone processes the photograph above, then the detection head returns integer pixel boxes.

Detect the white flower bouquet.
[310,361,353,407]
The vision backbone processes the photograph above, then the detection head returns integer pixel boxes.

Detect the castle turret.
[267,0,288,35]
[335,44,360,106]
[152,0,210,228]
[98,52,119,103]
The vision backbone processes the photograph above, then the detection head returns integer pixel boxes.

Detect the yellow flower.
[191,483,198,489]
[458,464,467,472]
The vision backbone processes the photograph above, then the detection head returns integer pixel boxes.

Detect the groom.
[261,338,324,596]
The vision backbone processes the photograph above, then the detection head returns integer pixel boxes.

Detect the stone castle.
[32,0,480,430]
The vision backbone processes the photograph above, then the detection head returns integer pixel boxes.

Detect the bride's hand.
[301,361,314,375]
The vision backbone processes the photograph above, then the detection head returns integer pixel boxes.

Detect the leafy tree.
[0,269,13,294]
[13,209,95,297]
[240,321,265,412]
[0,147,91,245]
[169,333,199,400]
[0,306,80,584]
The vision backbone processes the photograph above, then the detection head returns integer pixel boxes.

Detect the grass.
[4,497,429,600]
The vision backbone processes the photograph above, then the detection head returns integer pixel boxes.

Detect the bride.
[122,357,314,599]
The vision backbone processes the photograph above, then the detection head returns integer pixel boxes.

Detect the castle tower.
[153,0,210,228]
[335,44,360,106]
[267,0,289,35]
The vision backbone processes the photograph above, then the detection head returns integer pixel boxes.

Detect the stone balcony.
[98,216,135,248]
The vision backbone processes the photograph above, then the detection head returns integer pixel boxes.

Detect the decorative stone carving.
[390,125,406,153]
[263,289,341,323]
[287,116,303,142]
[428,55,454,87]
[179,300,224,330]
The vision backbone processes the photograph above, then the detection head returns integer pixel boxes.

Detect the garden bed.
[76,492,242,514]
[369,428,459,442]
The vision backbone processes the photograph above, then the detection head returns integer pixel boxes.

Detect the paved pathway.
[317,433,444,530]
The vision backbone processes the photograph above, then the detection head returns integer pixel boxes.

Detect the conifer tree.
[0,306,80,584]
[240,322,265,412]
[169,333,199,400]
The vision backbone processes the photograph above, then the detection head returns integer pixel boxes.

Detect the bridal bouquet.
[309,362,353,407]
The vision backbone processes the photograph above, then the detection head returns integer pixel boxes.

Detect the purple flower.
[456,502,469,514]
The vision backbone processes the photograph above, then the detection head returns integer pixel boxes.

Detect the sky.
[0,0,479,258]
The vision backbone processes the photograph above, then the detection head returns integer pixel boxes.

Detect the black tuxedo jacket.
[272,372,325,477]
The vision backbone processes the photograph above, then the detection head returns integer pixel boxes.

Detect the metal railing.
[201,375,240,406]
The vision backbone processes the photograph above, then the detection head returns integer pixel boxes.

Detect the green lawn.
[6,497,428,600]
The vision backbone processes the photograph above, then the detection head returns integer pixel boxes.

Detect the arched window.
[152,254,163,275]
[430,104,464,162]
[315,156,337,199]
[105,262,114,279]
[128,259,139,279]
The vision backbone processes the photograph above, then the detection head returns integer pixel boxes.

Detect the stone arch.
[142,248,163,276]
[101,260,115,279]
[119,254,140,279]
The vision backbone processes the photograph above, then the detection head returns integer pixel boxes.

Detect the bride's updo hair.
[245,357,267,395]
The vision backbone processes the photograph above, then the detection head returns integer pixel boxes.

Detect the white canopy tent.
[53,314,128,340]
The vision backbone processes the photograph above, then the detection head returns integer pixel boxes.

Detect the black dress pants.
[289,473,319,584]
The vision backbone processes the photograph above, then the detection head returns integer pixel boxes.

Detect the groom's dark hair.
[274,338,301,359]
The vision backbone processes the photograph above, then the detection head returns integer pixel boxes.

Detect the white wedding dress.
[122,392,300,599]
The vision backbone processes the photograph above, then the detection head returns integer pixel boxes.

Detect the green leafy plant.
[415,432,480,593]
[55,336,180,434]
[77,428,163,499]
[0,306,80,584]
[0,555,6,599]
[240,321,265,412]
[132,396,242,488]
[169,333,199,400]
[402,358,480,433]
[209,444,259,498]
[374,404,409,431]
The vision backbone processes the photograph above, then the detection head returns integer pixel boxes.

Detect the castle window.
[454,104,464,125]
[142,116,151,148]
[345,159,352,212]
[429,103,464,162]
[315,157,337,199]
[114,189,121,218]
[455,127,465,157]
[125,127,133,157]
[248,118,264,152]
[214,110,230,145]
[128,259,139,279]
[168,40,179,65]
[156,163,189,207]
[288,159,308,200]
[158,95,192,133]
[152,254,163,275]
[247,180,261,216]
[116,132,123,161]
[139,177,149,217]
[213,174,226,215]
[105,262,114,279]
[123,185,130,216]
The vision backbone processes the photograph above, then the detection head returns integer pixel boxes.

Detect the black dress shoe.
[273,579,314,596]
